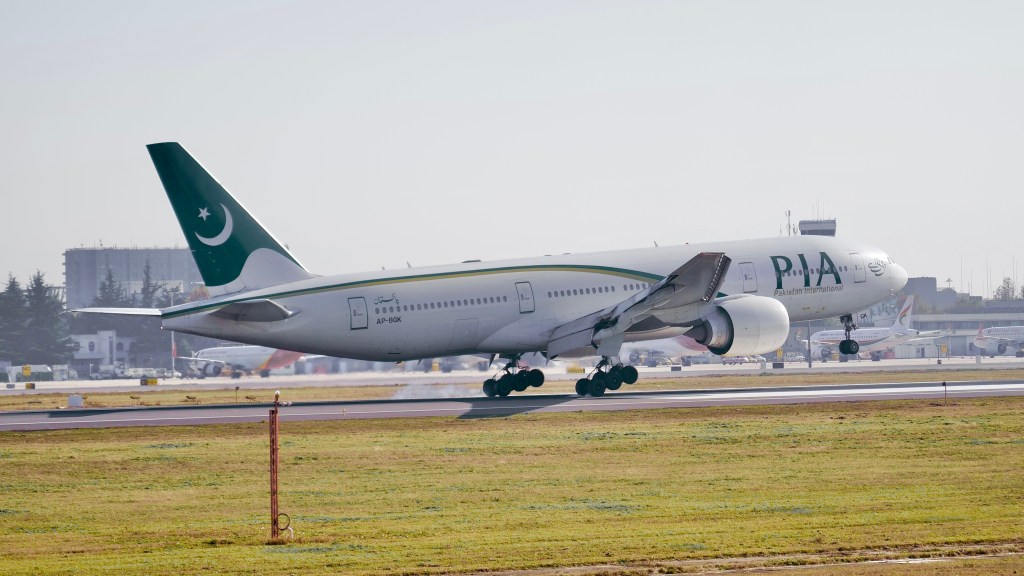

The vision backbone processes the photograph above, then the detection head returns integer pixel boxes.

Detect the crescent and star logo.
[195,203,233,247]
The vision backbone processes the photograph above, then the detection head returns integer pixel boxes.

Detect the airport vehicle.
[808,296,944,361]
[77,143,907,398]
[181,345,304,378]
[973,325,1024,357]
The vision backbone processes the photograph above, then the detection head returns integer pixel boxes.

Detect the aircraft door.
[348,297,368,330]
[515,282,535,313]
[849,253,866,283]
[739,262,758,293]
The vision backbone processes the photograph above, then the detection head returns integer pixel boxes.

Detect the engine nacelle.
[688,295,790,356]
[203,364,223,376]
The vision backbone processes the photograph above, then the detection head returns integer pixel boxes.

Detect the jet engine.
[685,295,790,356]
[997,343,1008,355]
[203,364,223,376]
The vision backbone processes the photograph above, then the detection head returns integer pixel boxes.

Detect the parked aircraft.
[182,345,304,377]
[808,296,945,360]
[77,143,907,398]
[973,325,1024,357]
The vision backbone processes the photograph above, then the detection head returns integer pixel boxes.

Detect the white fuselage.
[810,327,911,355]
[163,235,906,361]
[974,326,1024,354]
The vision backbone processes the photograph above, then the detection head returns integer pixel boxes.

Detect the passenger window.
[374,307,379,314]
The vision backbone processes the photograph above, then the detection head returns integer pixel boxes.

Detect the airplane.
[181,345,305,378]
[807,296,945,361]
[973,325,1024,357]
[76,142,907,398]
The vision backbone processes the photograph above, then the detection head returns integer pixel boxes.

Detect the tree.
[139,261,163,308]
[23,271,76,365]
[94,268,130,307]
[0,275,27,361]
[993,277,1017,300]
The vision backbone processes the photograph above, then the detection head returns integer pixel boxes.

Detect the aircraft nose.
[889,262,908,292]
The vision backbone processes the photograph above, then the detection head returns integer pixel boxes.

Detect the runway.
[2,379,1023,431]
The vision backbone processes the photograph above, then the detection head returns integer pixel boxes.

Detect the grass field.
[1,395,1022,574]
[3,367,1024,412]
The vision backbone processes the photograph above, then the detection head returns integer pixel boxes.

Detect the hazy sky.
[3,1,1023,297]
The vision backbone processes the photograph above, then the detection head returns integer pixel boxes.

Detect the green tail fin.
[147,143,312,294]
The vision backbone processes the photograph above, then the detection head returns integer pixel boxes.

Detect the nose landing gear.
[575,357,638,397]
[837,314,860,356]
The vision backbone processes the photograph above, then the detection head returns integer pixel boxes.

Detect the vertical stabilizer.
[147,143,314,296]
[892,296,914,333]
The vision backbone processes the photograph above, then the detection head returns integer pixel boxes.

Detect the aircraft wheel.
[588,375,607,397]
[575,378,590,397]
[483,379,497,398]
[846,340,860,354]
[620,365,638,384]
[259,370,270,378]
[605,367,623,390]
[512,372,530,392]
[497,374,514,396]
[527,369,545,387]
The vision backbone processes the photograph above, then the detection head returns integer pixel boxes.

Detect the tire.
[575,378,590,397]
[497,374,514,396]
[483,379,497,397]
[512,372,530,392]
[620,365,638,384]
[605,367,623,390]
[527,369,545,387]
[589,377,606,397]
[847,340,860,354]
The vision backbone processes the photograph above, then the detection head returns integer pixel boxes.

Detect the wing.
[546,252,730,357]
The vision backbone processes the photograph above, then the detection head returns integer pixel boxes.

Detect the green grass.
[0,397,1022,575]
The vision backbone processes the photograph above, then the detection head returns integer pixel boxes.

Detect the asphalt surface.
[2,379,1023,431]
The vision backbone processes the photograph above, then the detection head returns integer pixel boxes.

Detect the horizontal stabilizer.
[73,307,162,317]
[209,299,297,322]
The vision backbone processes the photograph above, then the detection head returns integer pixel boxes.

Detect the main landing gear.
[838,313,860,356]
[482,355,545,398]
[575,357,638,397]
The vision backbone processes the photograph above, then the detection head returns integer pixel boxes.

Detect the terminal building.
[63,246,203,310]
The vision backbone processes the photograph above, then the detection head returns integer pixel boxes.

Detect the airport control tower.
[798,219,837,237]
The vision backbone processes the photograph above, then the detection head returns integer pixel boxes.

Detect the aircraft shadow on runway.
[454,394,581,419]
